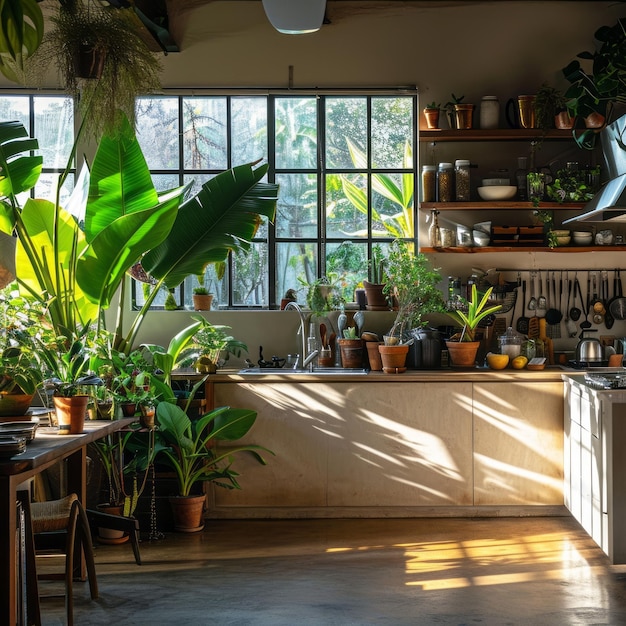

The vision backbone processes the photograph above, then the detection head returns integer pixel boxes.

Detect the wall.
[13,1,626,359]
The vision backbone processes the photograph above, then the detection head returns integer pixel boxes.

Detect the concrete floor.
[39,516,626,625]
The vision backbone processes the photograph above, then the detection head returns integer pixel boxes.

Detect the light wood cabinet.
[209,378,564,518]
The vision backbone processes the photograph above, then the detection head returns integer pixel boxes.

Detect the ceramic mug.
[505,95,536,129]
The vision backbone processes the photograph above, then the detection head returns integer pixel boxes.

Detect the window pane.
[276,242,317,303]
[275,173,317,238]
[371,97,414,168]
[0,96,29,127]
[183,97,227,170]
[325,97,367,169]
[372,173,414,239]
[232,243,268,306]
[35,173,74,209]
[275,97,317,169]
[34,97,74,169]
[326,241,367,301]
[326,173,367,238]
[136,97,180,169]
[232,97,267,165]
[182,265,227,310]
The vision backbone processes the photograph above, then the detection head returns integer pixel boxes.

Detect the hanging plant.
[27,0,162,140]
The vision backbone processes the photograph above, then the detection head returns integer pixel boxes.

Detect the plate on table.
[0,436,26,459]
[0,420,39,442]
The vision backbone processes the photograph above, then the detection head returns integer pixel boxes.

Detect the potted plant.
[562,17,626,148]
[176,316,248,375]
[445,284,502,368]
[0,288,46,415]
[445,94,474,130]
[28,0,161,140]
[535,83,574,130]
[154,400,273,532]
[362,244,389,310]
[378,240,446,373]
[192,286,213,311]
[337,326,365,368]
[423,101,441,129]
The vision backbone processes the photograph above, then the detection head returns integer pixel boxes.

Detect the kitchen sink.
[237,367,369,376]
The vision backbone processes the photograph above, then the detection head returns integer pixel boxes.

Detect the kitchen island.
[201,368,566,520]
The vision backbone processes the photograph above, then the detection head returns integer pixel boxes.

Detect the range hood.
[564,114,626,224]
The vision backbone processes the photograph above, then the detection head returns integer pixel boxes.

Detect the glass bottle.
[436,162,453,202]
[454,159,471,201]
[428,209,442,247]
[515,156,528,201]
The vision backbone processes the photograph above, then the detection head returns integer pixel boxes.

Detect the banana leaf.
[0,120,42,199]
[141,162,278,288]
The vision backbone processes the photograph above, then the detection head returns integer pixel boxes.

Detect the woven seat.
[30,494,98,626]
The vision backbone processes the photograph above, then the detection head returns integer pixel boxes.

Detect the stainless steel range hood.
[564,114,626,224]
[563,174,626,223]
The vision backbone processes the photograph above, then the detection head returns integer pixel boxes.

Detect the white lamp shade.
[262,0,326,35]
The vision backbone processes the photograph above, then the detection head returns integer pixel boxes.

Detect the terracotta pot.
[96,504,129,544]
[378,344,409,374]
[454,104,475,130]
[169,494,206,532]
[0,391,34,417]
[555,111,575,129]
[192,294,213,311]
[53,395,89,434]
[585,112,606,129]
[120,402,138,417]
[362,280,389,310]
[423,108,440,129]
[445,340,480,368]
[365,341,384,371]
[338,338,365,368]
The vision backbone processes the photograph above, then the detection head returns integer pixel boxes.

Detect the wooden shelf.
[420,246,626,254]
[419,129,574,142]
[420,201,586,211]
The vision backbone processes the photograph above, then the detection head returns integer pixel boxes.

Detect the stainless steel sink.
[237,367,369,376]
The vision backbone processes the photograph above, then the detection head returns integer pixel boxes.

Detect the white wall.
[22,1,626,359]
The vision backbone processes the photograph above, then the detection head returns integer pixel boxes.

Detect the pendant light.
[262,0,326,35]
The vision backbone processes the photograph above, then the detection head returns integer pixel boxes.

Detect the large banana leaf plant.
[0,114,278,352]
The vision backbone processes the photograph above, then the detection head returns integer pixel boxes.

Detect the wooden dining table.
[0,418,135,626]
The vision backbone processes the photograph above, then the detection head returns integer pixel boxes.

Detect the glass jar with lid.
[437,162,453,202]
[421,165,436,202]
[454,159,471,201]
[479,96,500,130]
[498,326,523,358]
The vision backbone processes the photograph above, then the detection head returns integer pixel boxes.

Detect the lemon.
[511,356,528,370]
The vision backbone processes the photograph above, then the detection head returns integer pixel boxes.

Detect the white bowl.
[551,229,570,237]
[482,178,511,186]
[572,231,593,245]
[477,185,517,201]
[556,236,571,246]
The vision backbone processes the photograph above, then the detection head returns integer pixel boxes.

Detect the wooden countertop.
[207,366,568,383]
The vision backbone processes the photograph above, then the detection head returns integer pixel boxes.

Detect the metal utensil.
[353,310,364,338]
[565,273,578,337]
[527,271,537,311]
[536,270,546,317]
[570,273,581,321]
[579,278,592,330]
[545,271,562,325]
[516,279,530,334]
[610,269,626,320]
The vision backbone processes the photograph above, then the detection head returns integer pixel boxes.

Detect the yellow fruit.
[511,356,528,370]
[486,353,509,370]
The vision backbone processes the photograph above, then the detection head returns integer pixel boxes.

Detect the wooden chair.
[29,493,99,626]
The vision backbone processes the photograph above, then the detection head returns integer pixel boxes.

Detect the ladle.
[527,270,537,310]
[578,278,592,329]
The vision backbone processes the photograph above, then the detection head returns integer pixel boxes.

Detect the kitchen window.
[133,90,418,310]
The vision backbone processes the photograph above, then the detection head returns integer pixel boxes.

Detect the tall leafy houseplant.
[447,285,501,343]
[0,116,279,352]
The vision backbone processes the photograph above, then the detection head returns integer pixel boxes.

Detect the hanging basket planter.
[73,43,106,79]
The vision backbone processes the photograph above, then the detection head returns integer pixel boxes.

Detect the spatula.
[537,269,547,314]
[516,280,530,334]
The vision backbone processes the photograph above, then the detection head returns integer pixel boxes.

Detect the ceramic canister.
[480,96,500,129]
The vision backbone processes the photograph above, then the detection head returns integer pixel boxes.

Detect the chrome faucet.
[284,301,316,370]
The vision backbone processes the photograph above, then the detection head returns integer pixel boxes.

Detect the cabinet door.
[473,382,564,506]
